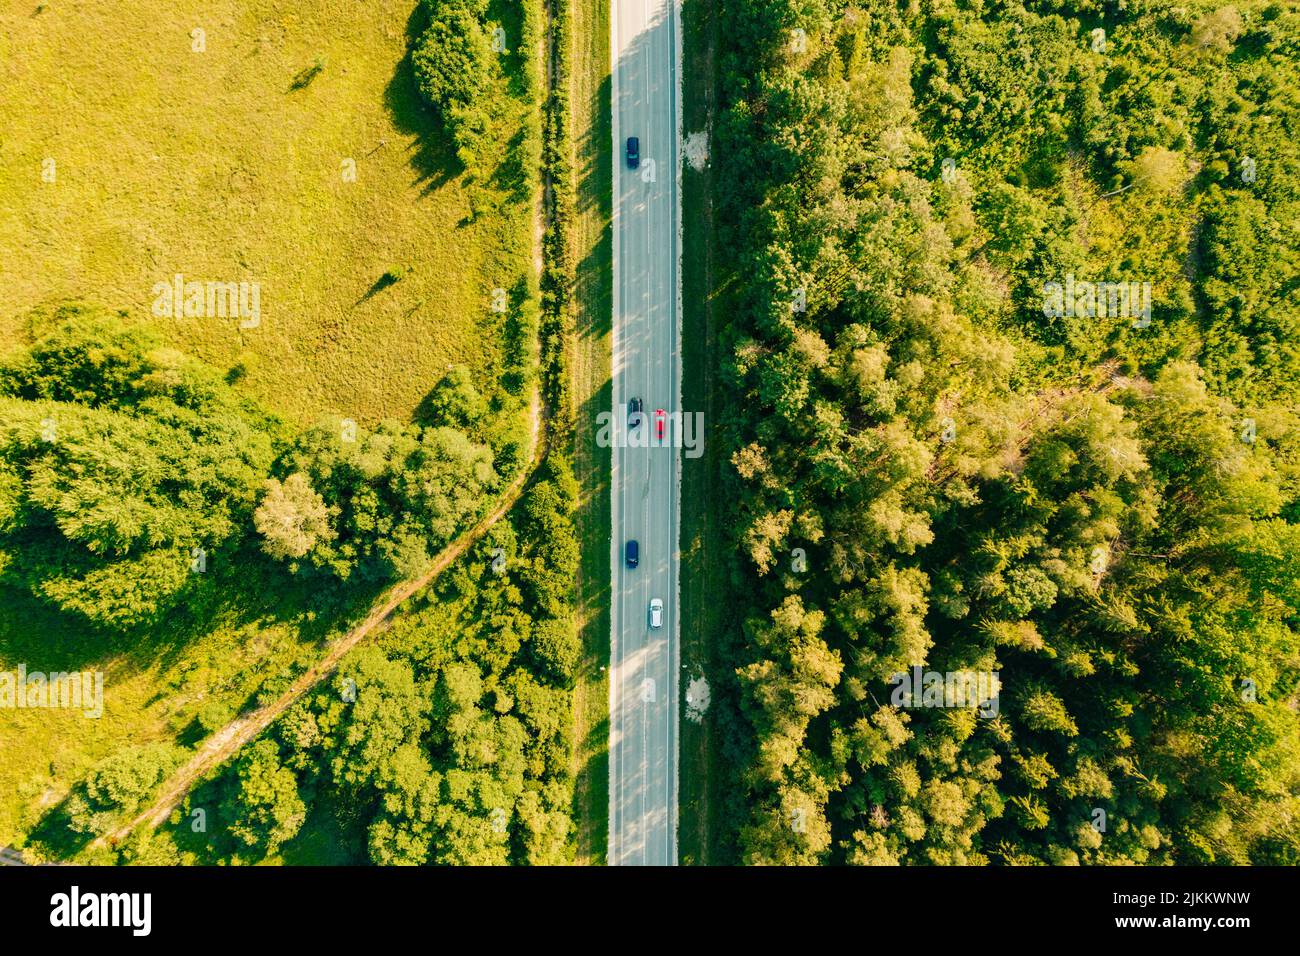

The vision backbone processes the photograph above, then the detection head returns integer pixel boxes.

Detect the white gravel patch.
[684,131,709,171]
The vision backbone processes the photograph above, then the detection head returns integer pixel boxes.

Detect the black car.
[628,396,643,428]
[625,539,639,568]
[626,136,640,169]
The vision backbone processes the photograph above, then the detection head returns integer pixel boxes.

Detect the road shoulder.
[569,0,613,865]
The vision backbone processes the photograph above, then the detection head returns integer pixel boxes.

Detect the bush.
[196,699,237,734]
[531,617,580,685]
[66,743,180,836]
[412,2,494,163]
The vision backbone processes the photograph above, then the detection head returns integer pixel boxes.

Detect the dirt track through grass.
[99,393,545,848]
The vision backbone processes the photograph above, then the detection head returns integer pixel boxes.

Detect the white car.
[649,598,663,629]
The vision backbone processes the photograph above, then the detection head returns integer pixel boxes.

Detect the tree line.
[0,305,507,633]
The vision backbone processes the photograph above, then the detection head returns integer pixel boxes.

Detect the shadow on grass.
[354,269,406,307]
[490,125,540,210]
[23,795,95,862]
[276,786,369,865]
[287,58,326,93]
[490,0,531,103]
[574,71,613,229]
[0,541,377,679]
[0,546,388,861]
[384,3,460,198]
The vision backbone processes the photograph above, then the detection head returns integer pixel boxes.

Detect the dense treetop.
[707,0,1300,864]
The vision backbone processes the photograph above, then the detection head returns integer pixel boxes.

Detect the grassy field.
[0,0,535,425]
[0,0,542,855]
[568,0,612,865]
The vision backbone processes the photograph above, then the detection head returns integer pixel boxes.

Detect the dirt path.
[0,846,28,866]
[99,392,545,849]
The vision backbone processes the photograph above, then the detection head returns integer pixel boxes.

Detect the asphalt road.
[608,0,681,866]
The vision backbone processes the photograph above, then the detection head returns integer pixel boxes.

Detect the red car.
[654,408,667,441]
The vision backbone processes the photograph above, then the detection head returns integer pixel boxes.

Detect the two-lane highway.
[608,0,681,866]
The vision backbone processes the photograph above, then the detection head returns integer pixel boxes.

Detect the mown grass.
[568,0,612,864]
[0,0,534,425]
[0,0,543,855]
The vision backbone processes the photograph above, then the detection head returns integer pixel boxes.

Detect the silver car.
[649,598,663,629]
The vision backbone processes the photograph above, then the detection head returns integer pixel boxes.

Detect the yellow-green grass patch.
[0,574,368,853]
[0,0,536,425]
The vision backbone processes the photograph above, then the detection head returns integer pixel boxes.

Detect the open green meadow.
[0,0,535,425]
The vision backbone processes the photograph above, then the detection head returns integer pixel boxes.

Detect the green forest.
[0,306,519,633]
[705,0,1300,864]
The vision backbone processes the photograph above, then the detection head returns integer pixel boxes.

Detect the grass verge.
[567,0,611,864]
[678,0,736,866]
